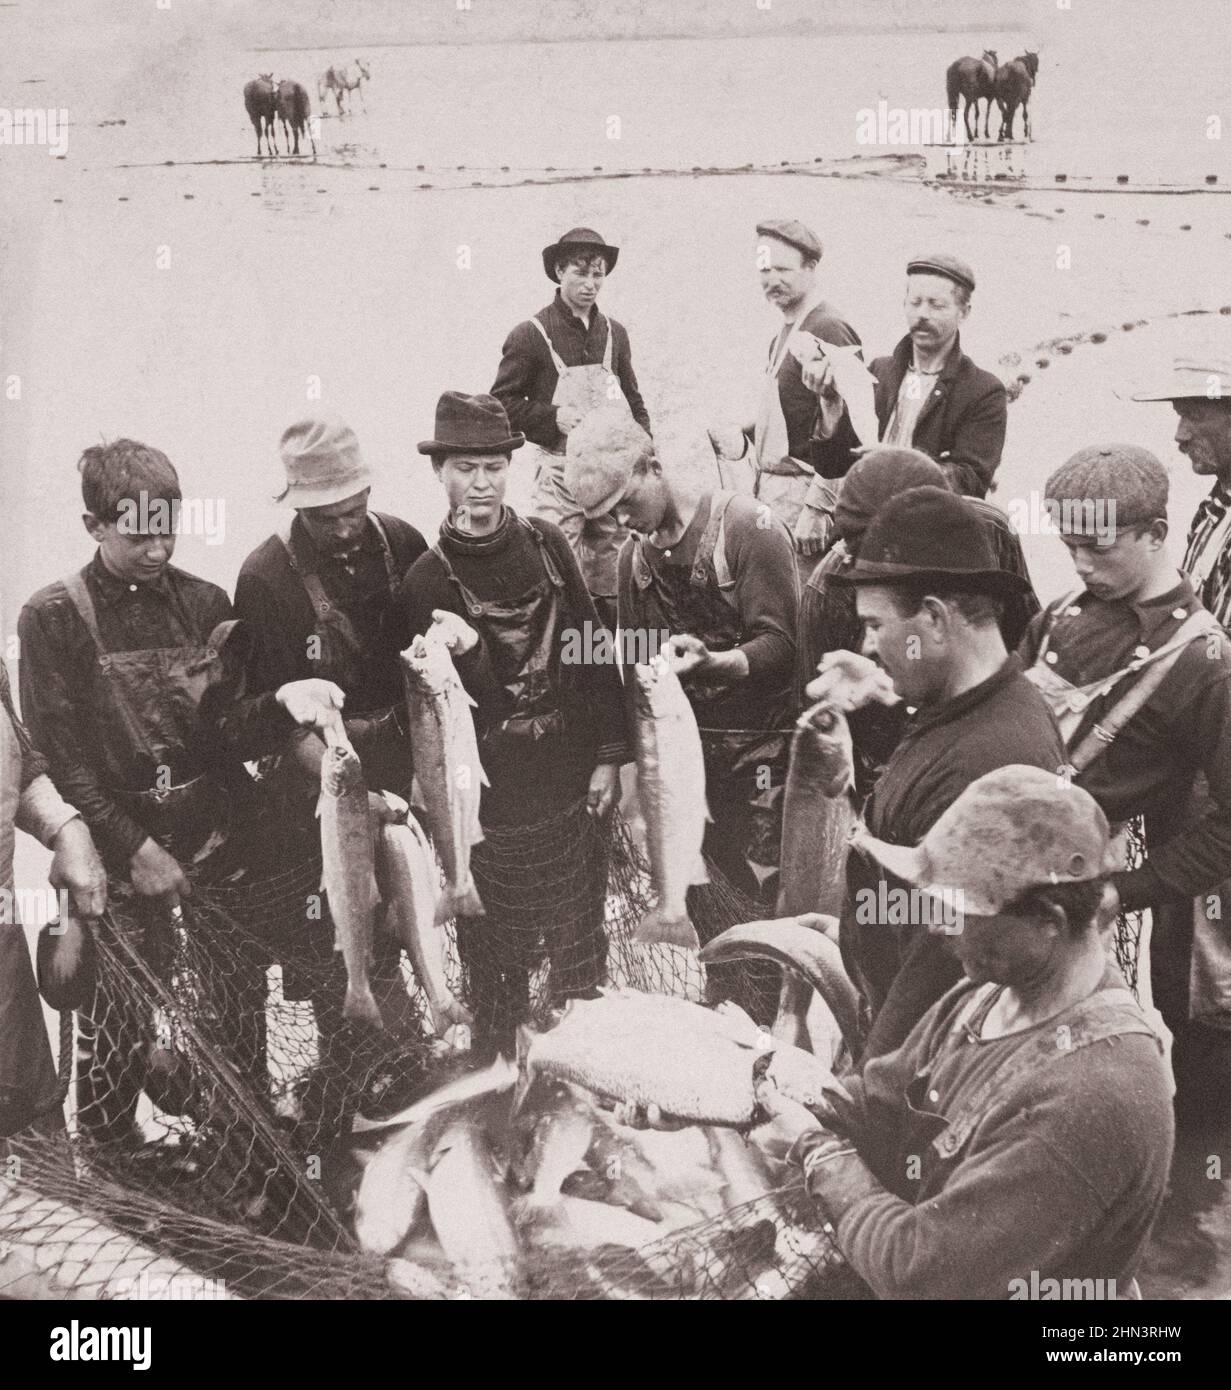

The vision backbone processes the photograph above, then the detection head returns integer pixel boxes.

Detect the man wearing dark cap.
[712,219,861,566]
[869,254,1007,498]
[490,227,650,629]
[757,766,1174,1300]
[1017,446,1231,1213]
[813,486,1063,1061]
[397,393,629,1059]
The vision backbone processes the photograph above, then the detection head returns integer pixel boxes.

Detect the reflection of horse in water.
[317,58,371,115]
[995,51,1039,141]
[945,143,1026,183]
[276,80,316,158]
[946,49,998,141]
[243,73,278,158]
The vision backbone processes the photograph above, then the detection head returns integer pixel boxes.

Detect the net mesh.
[1,810,849,1301]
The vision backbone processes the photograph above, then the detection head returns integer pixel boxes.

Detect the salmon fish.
[402,631,487,923]
[777,701,856,920]
[319,741,383,1029]
[632,652,708,947]
[524,988,765,1124]
[378,818,472,1040]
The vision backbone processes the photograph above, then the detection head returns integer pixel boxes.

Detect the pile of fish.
[353,979,850,1300]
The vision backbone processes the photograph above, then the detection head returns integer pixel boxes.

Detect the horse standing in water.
[995,51,1039,141]
[945,49,998,141]
[243,73,278,157]
[318,58,371,115]
[276,79,316,157]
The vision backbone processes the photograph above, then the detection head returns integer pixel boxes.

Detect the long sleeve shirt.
[491,293,650,451]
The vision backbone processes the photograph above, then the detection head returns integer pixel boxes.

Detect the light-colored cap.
[275,414,372,509]
[852,764,1115,918]
[1131,354,1231,402]
[564,406,651,519]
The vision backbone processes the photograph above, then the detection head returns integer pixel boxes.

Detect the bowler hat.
[542,227,620,281]
[834,485,1028,595]
[907,252,976,295]
[417,391,525,457]
[275,414,373,509]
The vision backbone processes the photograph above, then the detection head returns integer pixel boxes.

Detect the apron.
[623,492,793,899]
[431,515,571,747]
[62,571,239,861]
[526,316,630,603]
[752,298,839,554]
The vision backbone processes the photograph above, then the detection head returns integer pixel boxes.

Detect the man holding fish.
[566,416,798,981]
[397,392,629,1061]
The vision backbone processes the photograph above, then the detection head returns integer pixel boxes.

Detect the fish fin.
[343,985,386,1031]
[635,908,700,949]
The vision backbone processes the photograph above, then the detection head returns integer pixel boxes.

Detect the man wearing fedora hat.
[490,227,650,629]
[397,392,630,1059]
[811,486,1063,1061]
[864,253,1007,499]
[755,766,1173,1300]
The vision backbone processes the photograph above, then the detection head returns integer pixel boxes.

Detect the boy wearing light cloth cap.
[757,766,1174,1301]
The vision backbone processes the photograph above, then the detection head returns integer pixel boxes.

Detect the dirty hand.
[586,762,620,818]
[806,651,900,711]
[129,837,192,909]
[556,405,585,435]
[707,423,750,461]
[668,633,711,678]
[431,610,479,656]
[801,355,840,400]
[368,791,405,826]
[754,1076,830,1148]
[276,678,347,733]
[49,817,107,918]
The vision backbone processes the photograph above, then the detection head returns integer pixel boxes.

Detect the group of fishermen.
[1,217,1229,1300]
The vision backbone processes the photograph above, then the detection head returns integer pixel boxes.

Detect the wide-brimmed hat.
[417,391,525,457]
[834,485,1028,596]
[1130,354,1231,402]
[541,227,620,281]
[852,765,1115,918]
[275,414,373,509]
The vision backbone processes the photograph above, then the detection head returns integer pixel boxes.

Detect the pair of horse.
[317,58,370,115]
[243,73,316,158]
[946,49,1039,142]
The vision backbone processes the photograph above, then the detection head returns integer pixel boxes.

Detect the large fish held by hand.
[632,651,709,947]
[402,630,488,922]
[319,740,383,1029]
[777,701,856,921]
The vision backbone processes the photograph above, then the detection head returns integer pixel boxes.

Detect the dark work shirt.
[765,301,862,479]
[841,656,1065,1062]
[395,509,631,827]
[490,292,651,451]
[233,511,427,715]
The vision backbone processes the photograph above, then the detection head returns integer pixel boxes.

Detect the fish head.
[796,702,855,797]
[321,741,365,798]
[401,630,454,694]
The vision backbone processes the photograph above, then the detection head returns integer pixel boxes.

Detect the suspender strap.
[529,313,615,374]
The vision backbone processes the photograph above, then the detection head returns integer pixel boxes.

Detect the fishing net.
[0,809,850,1302]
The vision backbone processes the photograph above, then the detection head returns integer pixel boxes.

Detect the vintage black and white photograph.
[0,0,1228,1338]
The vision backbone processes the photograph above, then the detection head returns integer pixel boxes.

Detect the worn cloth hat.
[834,485,1029,595]
[1131,354,1231,402]
[833,447,948,545]
[756,218,823,262]
[541,227,620,281]
[564,407,651,518]
[906,252,976,294]
[1044,444,1168,534]
[275,414,373,508]
[417,392,525,457]
[853,765,1115,918]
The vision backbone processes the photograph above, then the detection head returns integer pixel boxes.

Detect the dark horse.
[995,51,1039,141]
[243,73,278,157]
[276,79,316,158]
[945,49,998,141]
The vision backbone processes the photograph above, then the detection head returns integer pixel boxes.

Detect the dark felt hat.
[906,252,976,294]
[834,485,1028,595]
[541,227,620,281]
[417,392,525,457]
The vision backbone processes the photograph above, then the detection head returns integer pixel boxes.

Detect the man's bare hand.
[801,355,841,400]
[806,651,901,711]
[129,837,191,909]
[431,610,479,656]
[276,678,347,734]
[668,633,710,678]
[586,762,620,818]
[49,817,107,918]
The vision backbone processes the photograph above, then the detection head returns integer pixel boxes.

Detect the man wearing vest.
[397,393,628,1061]
[1017,445,1231,1278]
[566,416,799,1017]
[756,767,1174,1300]
[490,227,651,631]
[18,440,324,1146]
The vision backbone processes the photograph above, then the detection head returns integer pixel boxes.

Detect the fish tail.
[437,879,485,924]
[343,983,386,1030]
[635,908,700,948]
